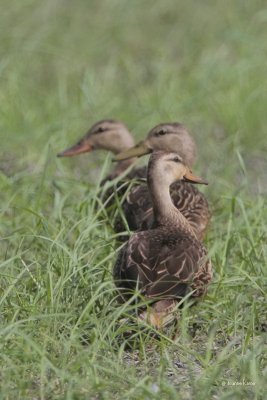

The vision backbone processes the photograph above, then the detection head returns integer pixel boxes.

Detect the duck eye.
[173,157,181,163]
[156,130,167,136]
[94,127,105,134]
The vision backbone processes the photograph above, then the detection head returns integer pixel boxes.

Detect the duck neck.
[148,174,196,237]
[112,157,136,178]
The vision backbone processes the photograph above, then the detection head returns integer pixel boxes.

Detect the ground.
[0,0,266,399]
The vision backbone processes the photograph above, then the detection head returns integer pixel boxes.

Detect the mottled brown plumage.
[114,152,212,328]
[124,180,210,240]
[115,123,211,240]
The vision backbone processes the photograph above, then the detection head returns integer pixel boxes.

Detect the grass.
[0,0,266,398]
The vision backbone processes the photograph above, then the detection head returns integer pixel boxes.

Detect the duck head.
[114,122,197,168]
[57,119,135,157]
[147,151,208,187]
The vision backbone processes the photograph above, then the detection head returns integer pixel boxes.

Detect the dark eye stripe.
[156,130,168,136]
[168,156,181,163]
[93,127,109,134]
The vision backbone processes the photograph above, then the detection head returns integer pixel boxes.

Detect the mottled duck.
[114,151,212,328]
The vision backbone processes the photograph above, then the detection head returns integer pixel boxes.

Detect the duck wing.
[114,229,212,301]
[170,181,211,240]
[124,184,153,231]
[124,181,210,239]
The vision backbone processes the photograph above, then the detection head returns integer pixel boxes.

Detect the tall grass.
[0,0,266,398]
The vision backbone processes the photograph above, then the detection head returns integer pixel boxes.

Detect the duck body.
[113,151,212,327]
[114,224,211,301]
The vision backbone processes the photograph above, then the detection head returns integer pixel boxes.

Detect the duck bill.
[114,141,151,161]
[183,169,208,185]
[57,141,93,157]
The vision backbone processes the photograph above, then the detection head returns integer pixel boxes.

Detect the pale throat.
[148,169,196,236]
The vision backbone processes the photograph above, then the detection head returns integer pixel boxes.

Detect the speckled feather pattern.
[113,224,212,302]
[116,179,211,241]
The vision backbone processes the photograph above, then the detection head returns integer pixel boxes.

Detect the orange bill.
[183,169,208,185]
[57,141,93,157]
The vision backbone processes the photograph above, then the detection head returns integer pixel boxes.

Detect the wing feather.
[114,228,211,301]
[123,181,210,239]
